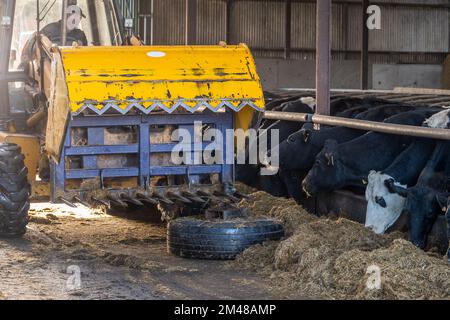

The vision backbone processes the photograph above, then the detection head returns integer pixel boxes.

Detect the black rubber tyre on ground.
[168,217,284,260]
[0,143,30,237]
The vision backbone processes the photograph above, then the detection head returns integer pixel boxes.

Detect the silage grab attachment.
[45,44,265,205]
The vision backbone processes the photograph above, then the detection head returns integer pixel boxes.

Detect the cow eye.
[315,159,320,165]
[288,136,296,143]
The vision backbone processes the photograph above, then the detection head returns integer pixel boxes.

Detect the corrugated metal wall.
[134,0,449,64]
[197,0,227,44]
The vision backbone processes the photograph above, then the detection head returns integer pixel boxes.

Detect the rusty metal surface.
[59,45,265,116]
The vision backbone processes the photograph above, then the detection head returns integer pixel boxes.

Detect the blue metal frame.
[50,111,234,202]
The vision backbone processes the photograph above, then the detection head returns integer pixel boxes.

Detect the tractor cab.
[1,0,123,128]
[0,0,126,185]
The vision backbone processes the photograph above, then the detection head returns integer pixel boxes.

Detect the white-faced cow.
[364,139,436,234]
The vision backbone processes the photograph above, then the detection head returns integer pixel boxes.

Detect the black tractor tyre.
[0,143,30,237]
[168,217,284,260]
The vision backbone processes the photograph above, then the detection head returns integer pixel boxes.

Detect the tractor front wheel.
[0,143,30,237]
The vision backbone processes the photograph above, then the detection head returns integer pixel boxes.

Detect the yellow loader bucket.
[60,44,264,129]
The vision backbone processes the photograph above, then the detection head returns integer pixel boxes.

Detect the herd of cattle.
[236,93,450,255]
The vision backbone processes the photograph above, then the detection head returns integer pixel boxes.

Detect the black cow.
[260,99,314,147]
[274,104,425,201]
[273,168,309,201]
[236,99,314,196]
[385,141,450,249]
[302,109,442,196]
[265,96,298,111]
[256,98,383,199]
[335,97,396,119]
[382,138,437,189]
[235,153,289,197]
[261,96,387,130]
[278,104,420,172]
[237,96,369,197]
[330,96,393,116]
[404,187,449,249]
[259,98,314,131]
[263,91,282,103]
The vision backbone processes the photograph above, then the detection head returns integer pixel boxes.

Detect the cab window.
[9,0,120,71]
[9,0,61,71]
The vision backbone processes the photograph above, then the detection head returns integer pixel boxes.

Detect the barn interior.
[0,0,448,301]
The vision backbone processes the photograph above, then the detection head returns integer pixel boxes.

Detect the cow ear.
[435,193,449,213]
[384,179,408,197]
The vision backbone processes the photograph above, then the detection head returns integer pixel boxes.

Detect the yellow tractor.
[0,0,283,259]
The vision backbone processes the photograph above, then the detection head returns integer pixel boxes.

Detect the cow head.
[278,123,318,170]
[302,139,342,195]
[400,186,448,249]
[365,171,407,234]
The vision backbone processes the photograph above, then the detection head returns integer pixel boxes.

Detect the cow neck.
[340,158,368,188]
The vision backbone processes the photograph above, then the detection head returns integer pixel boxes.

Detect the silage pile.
[235,189,450,300]
[237,189,317,235]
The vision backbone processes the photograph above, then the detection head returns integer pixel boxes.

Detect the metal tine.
[120,193,144,206]
[196,190,223,204]
[166,191,192,204]
[182,190,206,203]
[213,190,240,203]
[136,192,158,205]
[153,190,175,205]
[59,196,77,208]
[91,196,110,208]
[107,194,128,208]
[73,196,91,208]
